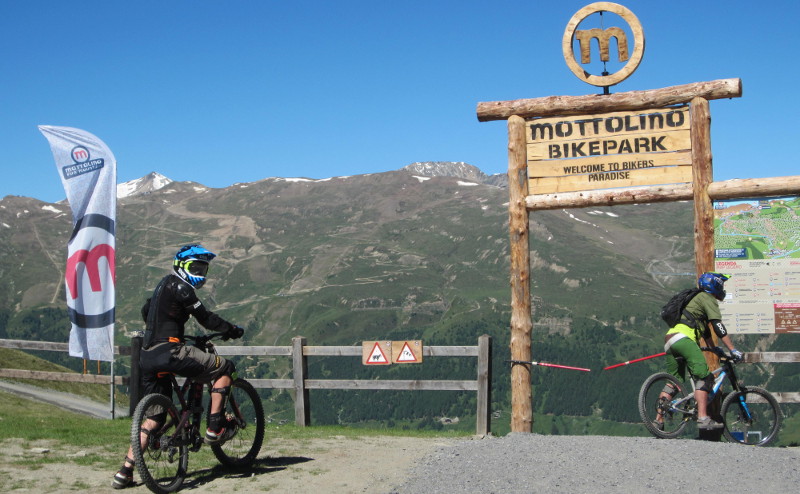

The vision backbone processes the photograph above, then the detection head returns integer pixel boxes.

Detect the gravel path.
[389,433,800,494]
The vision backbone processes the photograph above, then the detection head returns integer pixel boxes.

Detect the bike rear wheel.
[638,372,691,439]
[722,386,782,446]
[209,378,265,467]
[131,393,189,494]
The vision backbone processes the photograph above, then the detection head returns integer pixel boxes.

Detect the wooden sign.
[392,340,423,364]
[362,341,391,365]
[526,106,692,194]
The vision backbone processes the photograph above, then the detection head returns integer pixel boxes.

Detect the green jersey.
[666,291,720,342]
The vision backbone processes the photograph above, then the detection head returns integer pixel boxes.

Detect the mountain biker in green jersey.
[657,272,743,430]
[113,245,244,489]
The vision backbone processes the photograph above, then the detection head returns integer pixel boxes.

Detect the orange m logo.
[65,244,116,300]
[574,27,629,64]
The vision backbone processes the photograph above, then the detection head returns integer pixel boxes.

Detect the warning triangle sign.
[366,342,389,365]
[396,342,419,363]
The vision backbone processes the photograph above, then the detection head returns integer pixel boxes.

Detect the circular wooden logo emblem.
[562,2,645,87]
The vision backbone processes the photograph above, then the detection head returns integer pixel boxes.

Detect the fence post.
[292,336,310,426]
[476,334,492,436]
[128,331,143,416]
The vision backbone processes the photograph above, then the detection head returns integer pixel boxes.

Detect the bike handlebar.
[700,347,742,363]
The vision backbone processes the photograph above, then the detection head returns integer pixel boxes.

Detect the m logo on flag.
[62,145,105,180]
[66,238,115,300]
[72,146,90,162]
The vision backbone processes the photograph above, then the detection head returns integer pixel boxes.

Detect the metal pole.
[110,360,115,419]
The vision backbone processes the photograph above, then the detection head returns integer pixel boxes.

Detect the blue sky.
[2,0,798,203]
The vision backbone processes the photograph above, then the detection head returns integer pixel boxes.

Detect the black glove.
[224,325,244,341]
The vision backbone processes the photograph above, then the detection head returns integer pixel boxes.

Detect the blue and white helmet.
[173,244,216,288]
[698,272,730,301]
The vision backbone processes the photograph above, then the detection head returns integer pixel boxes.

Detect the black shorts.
[140,342,231,398]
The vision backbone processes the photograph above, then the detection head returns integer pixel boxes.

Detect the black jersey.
[141,274,234,349]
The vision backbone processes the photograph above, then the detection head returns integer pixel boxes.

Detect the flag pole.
[110,360,115,419]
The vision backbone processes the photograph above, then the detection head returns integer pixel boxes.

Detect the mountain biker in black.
[113,244,244,489]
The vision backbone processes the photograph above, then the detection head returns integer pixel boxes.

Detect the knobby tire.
[209,377,265,467]
[721,386,782,446]
[638,372,690,439]
[131,393,189,494]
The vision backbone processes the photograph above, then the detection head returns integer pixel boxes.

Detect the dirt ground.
[0,435,457,493]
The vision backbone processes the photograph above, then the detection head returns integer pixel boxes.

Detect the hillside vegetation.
[1,164,797,441]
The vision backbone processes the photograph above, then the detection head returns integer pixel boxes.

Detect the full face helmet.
[173,244,216,288]
[698,272,730,301]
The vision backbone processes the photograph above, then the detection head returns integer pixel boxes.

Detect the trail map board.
[714,196,800,333]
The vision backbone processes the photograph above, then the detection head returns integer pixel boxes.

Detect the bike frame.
[665,357,751,421]
[154,374,207,451]
[156,334,225,451]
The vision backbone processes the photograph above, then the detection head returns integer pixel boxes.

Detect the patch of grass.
[0,391,128,446]
[69,480,92,490]
[0,390,470,476]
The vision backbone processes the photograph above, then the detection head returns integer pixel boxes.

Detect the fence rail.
[0,368,127,385]
[0,338,131,355]
[744,352,800,363]
[742,352,800,403]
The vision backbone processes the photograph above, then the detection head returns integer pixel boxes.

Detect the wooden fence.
[742,353,800,403]
[2,337,797,430]
[0,335,493,435]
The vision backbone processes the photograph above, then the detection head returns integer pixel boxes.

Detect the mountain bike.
[130,332,265,493]
[638,347,782,446]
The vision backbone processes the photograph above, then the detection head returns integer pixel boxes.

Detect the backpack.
[660,288,702,329]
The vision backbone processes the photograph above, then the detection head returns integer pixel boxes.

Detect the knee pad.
[210,385,231,411]
[661,383,678,398]
[210,385,230,396]
[694,374,714,393]
[146,411,167,424]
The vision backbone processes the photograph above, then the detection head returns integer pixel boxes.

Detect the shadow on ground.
[177,455,314,490]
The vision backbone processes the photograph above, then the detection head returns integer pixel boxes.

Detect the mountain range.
[1,162,794,436]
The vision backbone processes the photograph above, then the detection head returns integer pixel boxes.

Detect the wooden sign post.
[477,3,800,434]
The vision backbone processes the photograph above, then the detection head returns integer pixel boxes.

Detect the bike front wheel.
[131,393,189,494]
[638,373,691,439]
[722,386,782,446]
[209,378,265,467]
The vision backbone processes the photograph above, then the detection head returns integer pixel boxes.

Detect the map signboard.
[714,196,800,333]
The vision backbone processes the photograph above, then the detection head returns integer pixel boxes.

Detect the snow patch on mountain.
[402,162,487,182]
[117,172,173,198]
